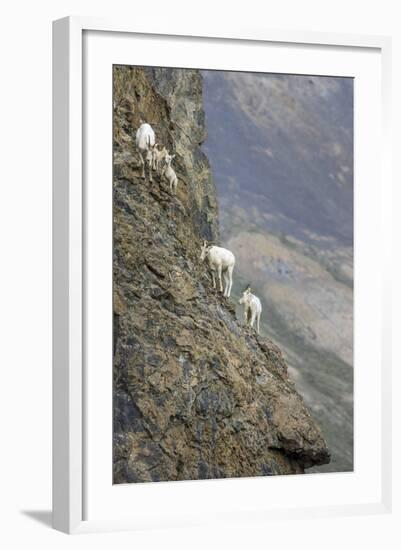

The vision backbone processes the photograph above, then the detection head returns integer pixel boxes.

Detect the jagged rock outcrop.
[113,65,330,483]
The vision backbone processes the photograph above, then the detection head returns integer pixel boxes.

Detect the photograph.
[112,64,353,484]
[0,0,394,543]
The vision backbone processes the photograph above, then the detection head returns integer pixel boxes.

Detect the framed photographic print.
[52,17,392,533]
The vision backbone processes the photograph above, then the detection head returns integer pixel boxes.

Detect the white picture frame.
[52,16,392,534]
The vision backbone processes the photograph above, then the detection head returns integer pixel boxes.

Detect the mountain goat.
[200,241,235,298]
[239,286,262,334]
[152,144,168,173]
[135,122,156,181]
[163,153,178,195]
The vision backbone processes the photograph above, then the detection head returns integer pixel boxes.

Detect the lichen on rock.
[113,65,330,483]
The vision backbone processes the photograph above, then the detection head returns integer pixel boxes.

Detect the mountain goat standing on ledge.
[135,122,156,181]
[239,286,262,334]
[152,144,168,174]
[163,153,178,195]
[200,241,235,298]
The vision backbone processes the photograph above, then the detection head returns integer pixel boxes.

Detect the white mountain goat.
[200,241,235,298]
[152,144,168,173]
[239,286,262,334]
[135,122,156,181]
[163,153,178,195]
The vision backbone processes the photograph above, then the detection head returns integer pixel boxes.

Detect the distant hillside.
[202,71,353,246]
[202,70,354,473]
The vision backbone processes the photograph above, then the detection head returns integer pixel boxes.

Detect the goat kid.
[200,241,235,298]
[135,122,156,181]
[163,153,178,195]
[239,286,262,334]
[152,144,168,174]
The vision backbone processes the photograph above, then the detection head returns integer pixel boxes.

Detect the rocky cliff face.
[113,66,330,483]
